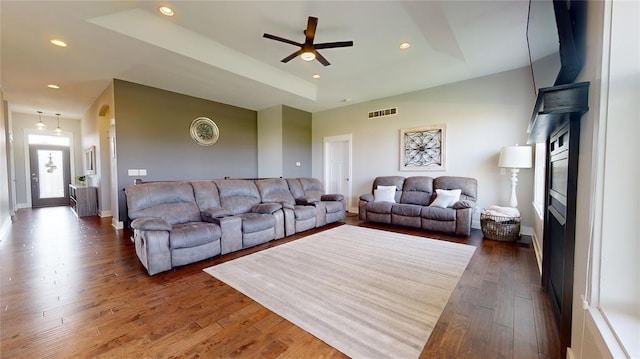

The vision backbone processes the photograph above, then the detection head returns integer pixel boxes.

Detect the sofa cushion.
[252,203,282,214]
[215,180,261,214]
[421,206,456,221]
[239,213,276,234]
[133,203,201,225]
[131,217,171,231]
[294,205,316,220]
[255,178,296,207]
[324,201,344,214]
[170,222,221,249]
[191,180,222,211]
[298,178,324,202]
[391,203,423,217]
[434,176,477,202]
[366,202,394,214]
[400,176,434,205]
[126,182,201,224]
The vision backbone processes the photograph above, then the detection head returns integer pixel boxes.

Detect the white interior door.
[324,134,352,212]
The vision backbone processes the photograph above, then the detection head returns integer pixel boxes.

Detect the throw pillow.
[429,189,462,208]
[374,186,396,203]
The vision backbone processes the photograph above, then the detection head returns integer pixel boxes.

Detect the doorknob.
[31,173,38,185]
[345,178,349,181]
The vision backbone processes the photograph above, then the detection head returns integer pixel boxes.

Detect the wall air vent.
[368,107,398,119]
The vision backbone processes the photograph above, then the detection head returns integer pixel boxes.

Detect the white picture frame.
[85,146,96,175]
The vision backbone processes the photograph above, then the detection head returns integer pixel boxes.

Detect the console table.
[69,184,97,217]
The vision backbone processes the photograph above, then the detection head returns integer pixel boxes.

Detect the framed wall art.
[400,125,446,171]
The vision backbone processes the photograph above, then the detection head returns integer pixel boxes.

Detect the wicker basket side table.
[480,211,521,241]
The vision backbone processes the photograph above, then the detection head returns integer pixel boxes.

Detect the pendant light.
[44,153,57,173]
[35,111,46,130]
[54,113,63,135]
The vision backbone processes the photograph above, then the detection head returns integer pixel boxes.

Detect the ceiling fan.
[263,16,353,66]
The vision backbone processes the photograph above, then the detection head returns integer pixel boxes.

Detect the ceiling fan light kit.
[263,16,353,66]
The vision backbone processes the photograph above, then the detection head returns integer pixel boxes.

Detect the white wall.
[312,67,536,228]
[81,82,115,218]
[571,0,639,357]
[257,105,283,178]
[10,112,83,207]
[0,93,11,240]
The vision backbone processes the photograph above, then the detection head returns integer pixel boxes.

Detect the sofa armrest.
[280,201,295,210]
[453,199,476,209]
[208,216,243,255]
[201,208,233,222]
[321,194,344,202]
[359,193,374,202]
[130,217,171,231]
[295,197,317,205]
[252,202,282,214]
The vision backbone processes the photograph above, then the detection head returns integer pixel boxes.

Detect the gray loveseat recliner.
[359,176,477,236]
[126,181,223,275]
[126,177,345,275]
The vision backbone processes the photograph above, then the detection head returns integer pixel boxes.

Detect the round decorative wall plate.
[189,117,219,146]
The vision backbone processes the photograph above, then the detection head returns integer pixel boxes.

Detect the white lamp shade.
[498,145,532,168]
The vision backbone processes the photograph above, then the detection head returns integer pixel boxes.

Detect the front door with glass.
[29,145,71,207]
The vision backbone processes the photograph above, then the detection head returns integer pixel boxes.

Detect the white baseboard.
[99,210,113,218]
[471,219,481,229]
[566,347,575,359]
[348,206,358,214]
[0,216,11,242]
[17,202,30,209]
[531,230,543,274]
[112,219,123,229]
[520,225,534,236]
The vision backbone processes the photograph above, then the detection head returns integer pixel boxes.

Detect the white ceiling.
[1,1,531,119]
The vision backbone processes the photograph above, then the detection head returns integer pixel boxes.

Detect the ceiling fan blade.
[315,51,331,66]
[281,49,303,63]
[305,16,318,44]
[314,41,354,49]
[263,33,302,47]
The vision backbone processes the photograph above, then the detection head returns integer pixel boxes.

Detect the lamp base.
[507,168,520,208]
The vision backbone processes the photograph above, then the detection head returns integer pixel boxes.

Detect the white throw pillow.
[374,186,396,203]
[429,189,462,208]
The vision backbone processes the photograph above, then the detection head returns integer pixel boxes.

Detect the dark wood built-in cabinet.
[528,81,589,358]
[69,184,98,217]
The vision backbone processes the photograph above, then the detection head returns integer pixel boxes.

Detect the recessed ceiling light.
[399,42,411,49]
[47,84,60,89]
[312,74,320,79]
[50,39,67,47]
[159,6,175,16]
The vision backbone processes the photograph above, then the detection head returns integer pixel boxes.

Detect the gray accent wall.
[282,105,311,178]
[257,105,311,179]
[257,105,283,178]
[113,80,258,223]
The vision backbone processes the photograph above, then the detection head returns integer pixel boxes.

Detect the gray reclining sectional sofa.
[126,177,345,275]
[359,176,477,236]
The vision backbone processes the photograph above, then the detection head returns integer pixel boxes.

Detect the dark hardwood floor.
[0,207,560,358]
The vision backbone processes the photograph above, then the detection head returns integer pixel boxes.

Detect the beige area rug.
[204,225,475,359]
